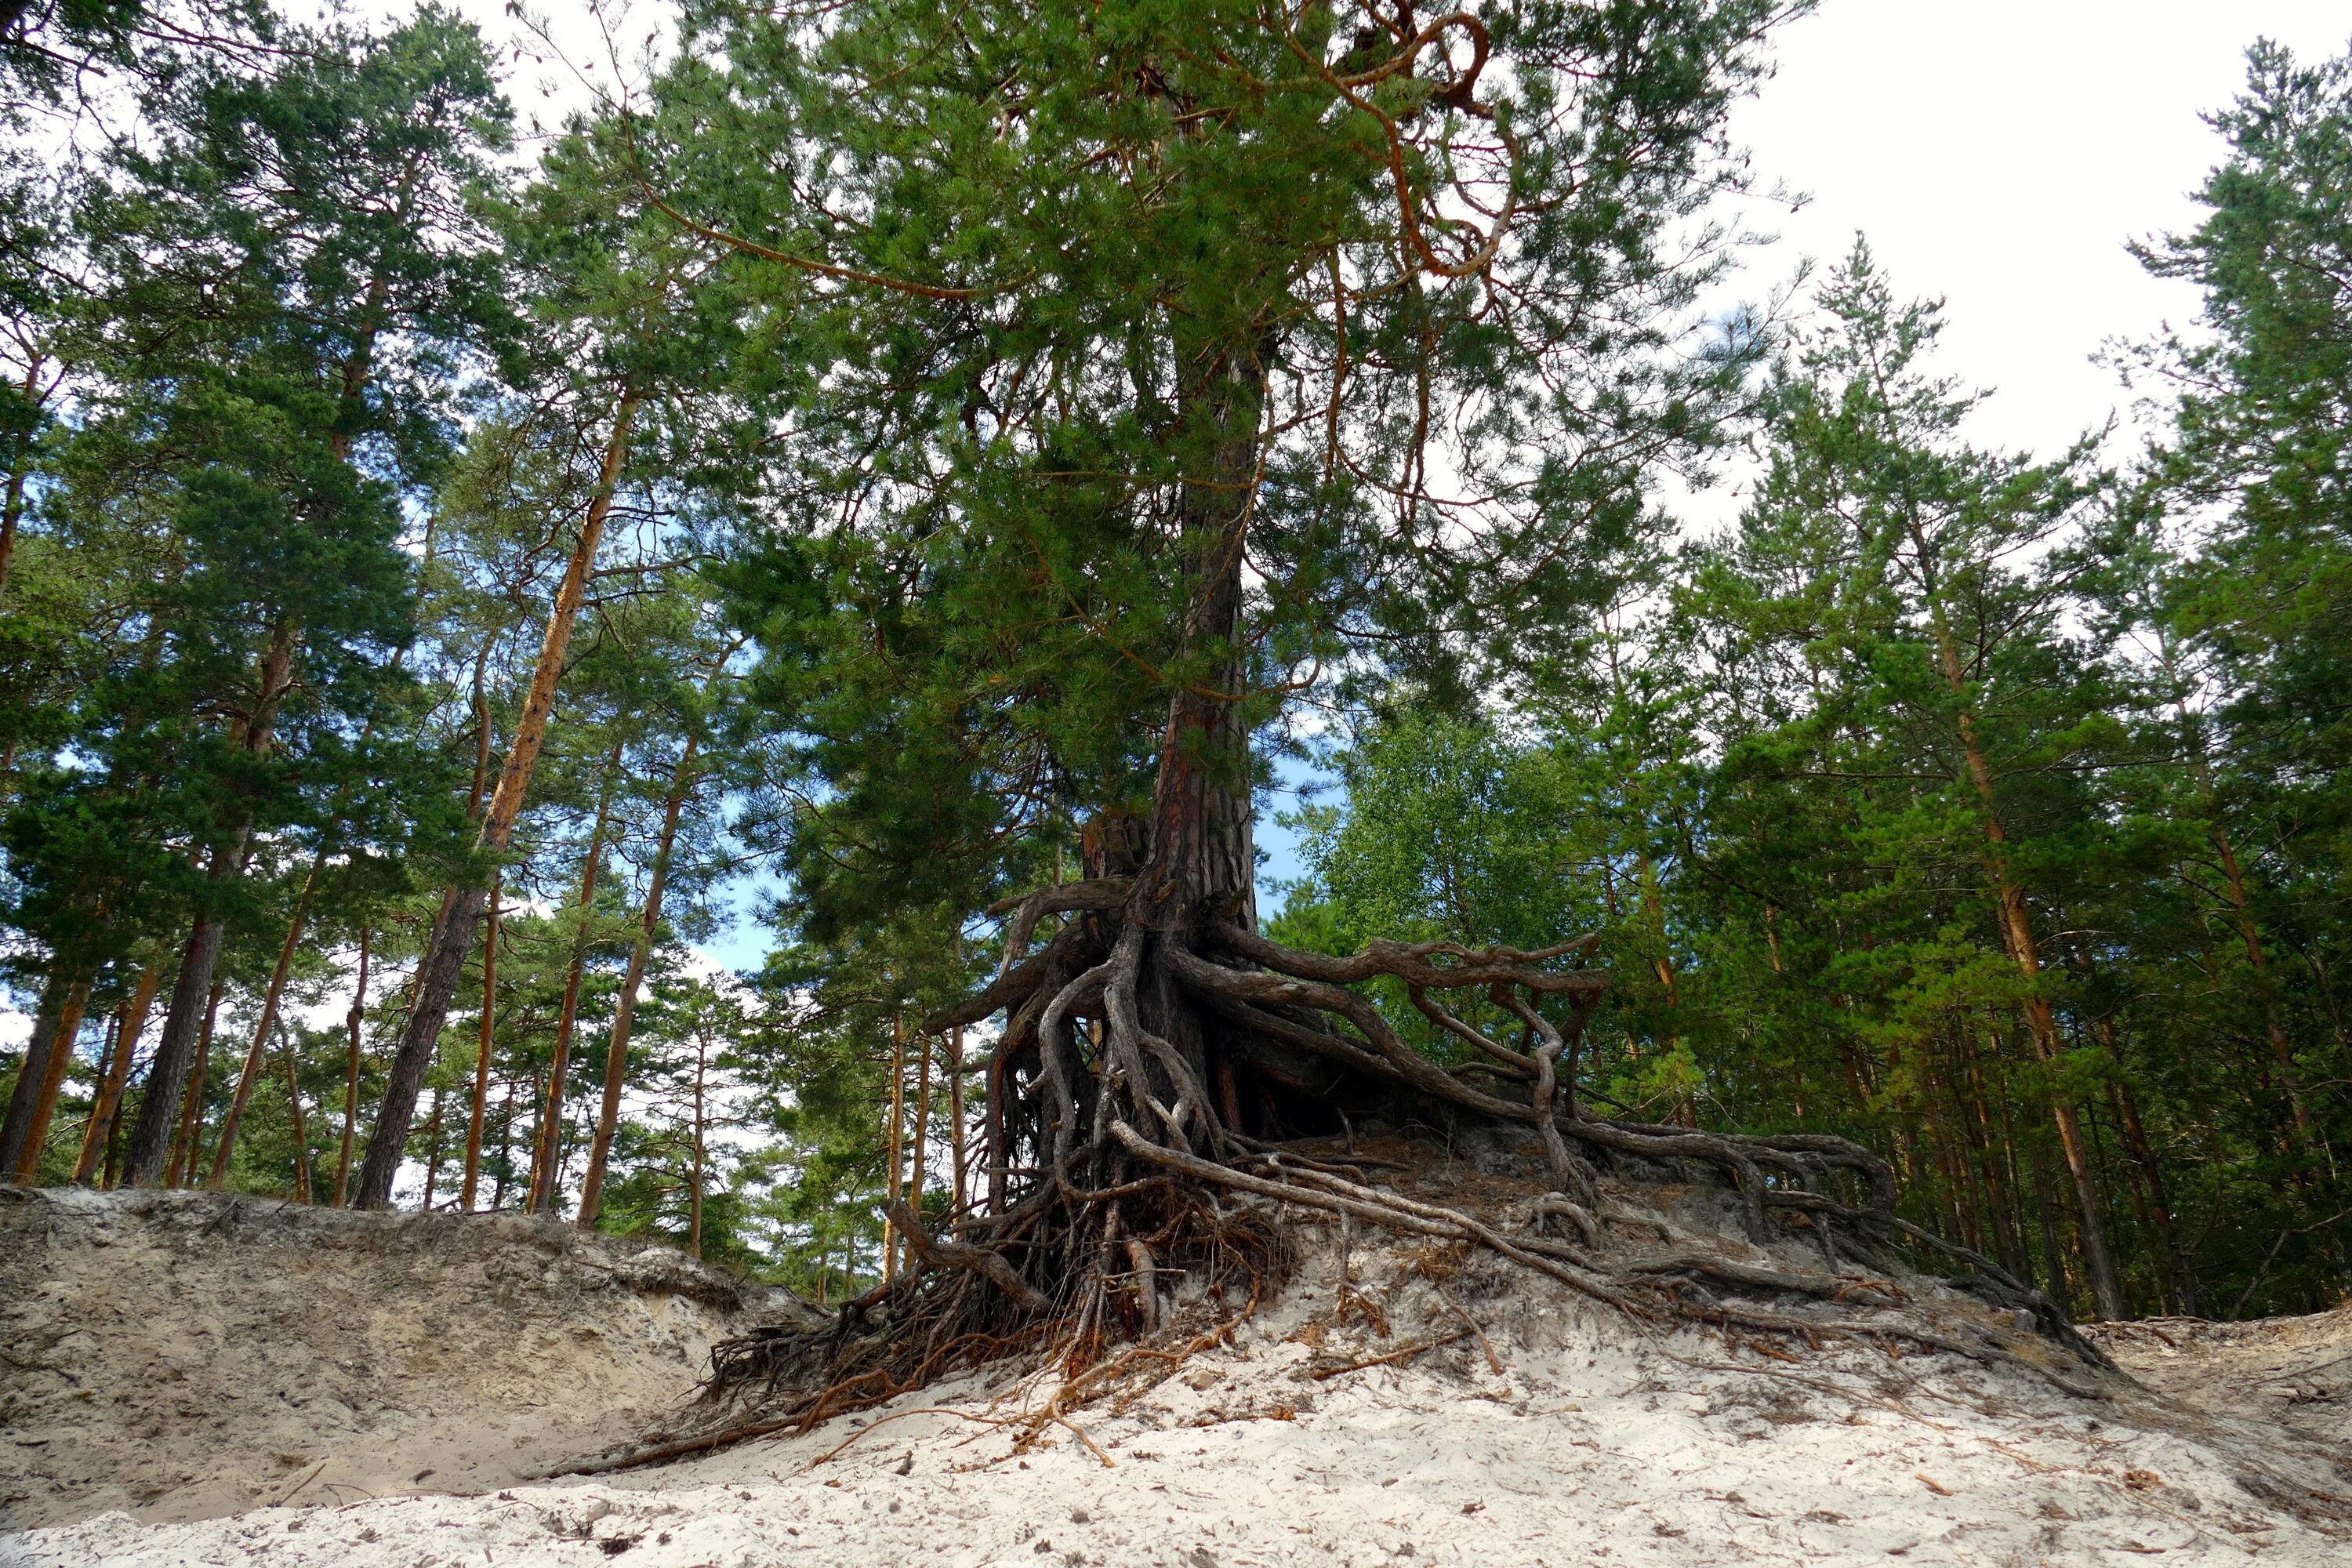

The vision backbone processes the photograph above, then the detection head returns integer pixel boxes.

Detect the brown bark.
[688,1032,708,1259]
[460,880,499,1213]
[282,1030,314,1203]
[528,740,625,1214]
[1927,608,2128,1320]
[910,1027,933,1224]
[948,1019,968,1218]
[126,623,297,1186]
[9,978,91,1183]
[164,982,226,1188]
[0,971,69,1179]
[884,1013,907,1282]
[578,737,699,1227]
[355,385,642,1209]
[74,960,162,1184]
[0,358,45,604]
[332,925,371,1207]
[208,869,328,1189]
[421,1089,445,1211]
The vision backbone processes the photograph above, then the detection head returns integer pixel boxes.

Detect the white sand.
[0,1187,808,1529]
[15,1214,2350,1568]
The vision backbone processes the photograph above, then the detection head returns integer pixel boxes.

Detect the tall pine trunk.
[74,960,162,1183]
[578,737,698,1226]
[0,971,70,1179]
[1926,605,2128,1321]
[354,386,641,1208]
[5,975,89,1182]
[459,877,499,1213]
[332,924,371,1207]
[526,741,624,1214]
[125,623,297,1186]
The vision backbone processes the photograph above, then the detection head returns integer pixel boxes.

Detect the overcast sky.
[1726,2,2350,459]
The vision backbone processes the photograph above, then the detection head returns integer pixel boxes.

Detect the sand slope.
[9,1176,2352,1567]
[0,1186,809,1530]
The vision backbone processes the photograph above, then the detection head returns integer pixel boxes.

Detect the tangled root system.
[578,882,2118,1475]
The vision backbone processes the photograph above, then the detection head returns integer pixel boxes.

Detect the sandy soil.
[2090,1308,2352,1454]
[0,1186,810,1530]
[6,1169,2352,1566]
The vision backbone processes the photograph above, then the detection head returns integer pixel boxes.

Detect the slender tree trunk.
[2109,1072,2191,1315]
[421,1090,445,1211]
[333,925,371,1207]
[948,1020,968,1218]
[528,742,624,1214]
[492,1078,517,1210]
[282,1027,313,1203]
[70,1009,128,1178]
[2216,828,2318,1152]
[1926,615,2127,1319]
[209,869,330,1188]
[460,880,499,1214]
[910,1028,933,1224]
[579,738,698,1226]
[688,1034,707,1259]
[125,621,298,1186]
[884,1013,907,1282]
[1,971,69,1180]
[165,982,226,1188]
[2031,1134,2074,1312]
[0,358,44,605]
[74,961,162,1184]
[7,977,89,1184]
[355,386,643,1209]
[2172,695,2318,1156]
[129,915,232,1189]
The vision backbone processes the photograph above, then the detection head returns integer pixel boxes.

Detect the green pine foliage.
[1,5,2349,1318]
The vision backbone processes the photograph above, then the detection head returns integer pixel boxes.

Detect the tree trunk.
[579,737,698,1227]
[71,1009,128,1179]
[333,924,372,1207]
[0,358,45,605]
[164,982,226,1188]
[884,1013,907,1282]
[528,740,625,1214]
[1,971,69,1180]
[208,870,329,1188]
[421,1089,445,1210]
[354,386,642,1209]
[947,1018,968,1218]
[2031,1134,2074,1313]
[128,906,237,1190]
[492,1078,516,1210]
[911,1026,933,1223]
[1928,614,2128,1321]
[7,977,90,1183]
[688,1033,707,1259]
[74,960,162,1184]
[282,1027,314,1203]
[125,619,299,1188]
[461,880,499,1214]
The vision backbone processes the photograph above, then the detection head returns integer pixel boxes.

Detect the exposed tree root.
[570,888,2118,1476]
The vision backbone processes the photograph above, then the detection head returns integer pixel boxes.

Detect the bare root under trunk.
[588,888,2114,1474]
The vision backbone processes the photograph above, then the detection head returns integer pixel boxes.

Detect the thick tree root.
[571,892,2113,1476]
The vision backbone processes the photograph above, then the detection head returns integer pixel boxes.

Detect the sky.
[1723,2,2350,458]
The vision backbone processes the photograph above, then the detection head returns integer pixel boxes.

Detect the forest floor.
[5,1160,2351,1566]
